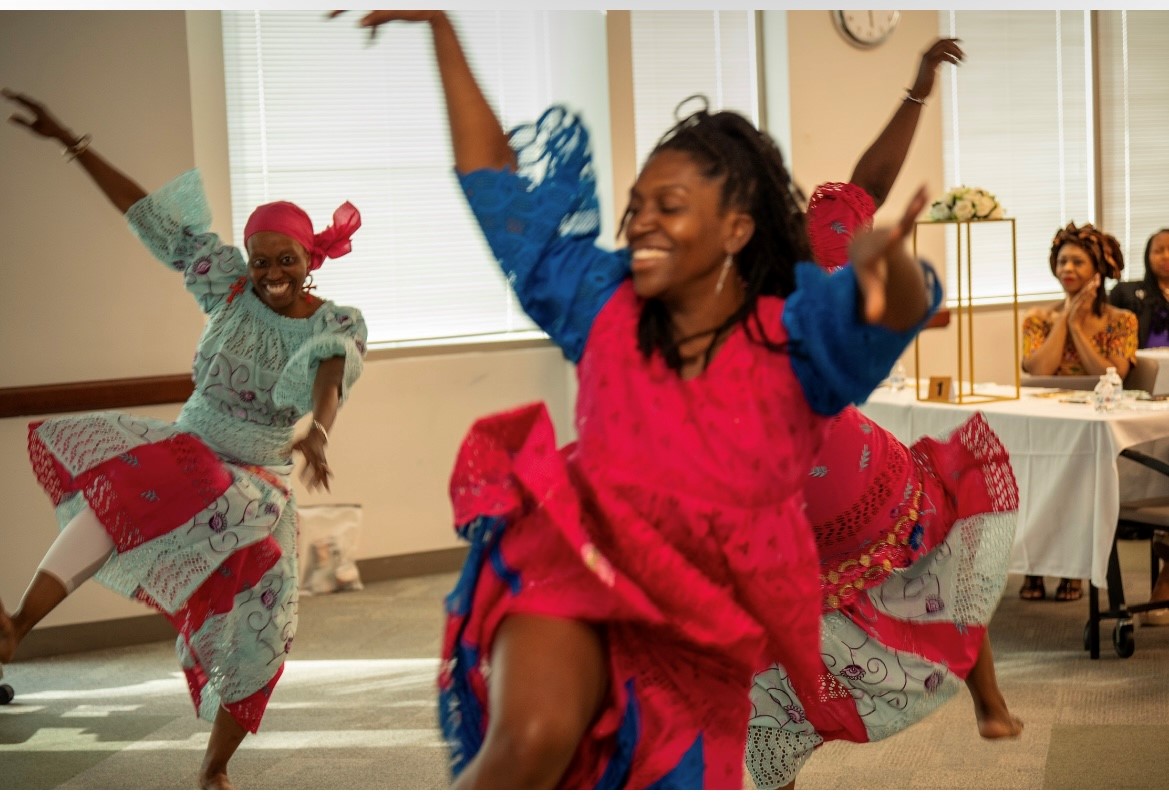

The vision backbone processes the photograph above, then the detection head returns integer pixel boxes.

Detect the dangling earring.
[715,253,733,295]
[302,273,317,296]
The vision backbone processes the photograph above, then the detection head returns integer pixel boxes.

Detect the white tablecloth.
[859,382,1169,590]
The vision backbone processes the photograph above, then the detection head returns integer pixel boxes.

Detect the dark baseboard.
[14,546,469,661]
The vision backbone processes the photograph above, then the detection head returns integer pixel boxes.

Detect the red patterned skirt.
[28,411,295,733]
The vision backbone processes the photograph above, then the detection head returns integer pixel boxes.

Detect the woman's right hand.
[328,10,444,41]
[1063,274,1100,321]
[2,89,76,145]
[909,38,964,101]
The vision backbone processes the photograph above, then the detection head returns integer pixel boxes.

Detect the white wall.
[0,9,1020,631]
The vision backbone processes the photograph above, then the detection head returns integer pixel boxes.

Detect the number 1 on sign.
[926,375,953,402]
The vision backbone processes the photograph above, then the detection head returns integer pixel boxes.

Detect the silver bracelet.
[903,90,925,106]
[62,133,92,162]
[311,419,329,445]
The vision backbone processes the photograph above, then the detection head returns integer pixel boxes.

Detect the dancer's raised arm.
[848,38,962,208]
[3,88,146,213]
[334,11,514,172]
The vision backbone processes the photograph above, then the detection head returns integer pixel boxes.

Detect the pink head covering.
[244,200,362,271]
[805,182,877,272]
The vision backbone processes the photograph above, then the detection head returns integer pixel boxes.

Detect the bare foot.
[973,691,1024,739]
[0,598,18,664]
[198,770,235,790]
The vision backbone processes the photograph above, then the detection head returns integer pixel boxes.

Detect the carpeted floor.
[1,540,1166,791]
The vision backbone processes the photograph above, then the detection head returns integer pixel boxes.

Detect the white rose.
[988,204,1005,220]
[929,201,951,221]
[973,193,997,217]
[953,198,975,221]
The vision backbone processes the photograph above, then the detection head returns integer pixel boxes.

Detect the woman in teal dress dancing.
[0,88,367,789]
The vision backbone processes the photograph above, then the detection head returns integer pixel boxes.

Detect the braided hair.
[1048,222,1125,317]
[622,97,811,373]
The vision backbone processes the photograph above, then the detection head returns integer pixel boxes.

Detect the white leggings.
[36,507,116,594]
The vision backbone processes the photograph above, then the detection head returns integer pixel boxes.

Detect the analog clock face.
[834,10,901,48]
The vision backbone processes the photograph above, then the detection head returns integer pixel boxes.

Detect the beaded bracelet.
[62,133,92,162]
[311,419,330,445]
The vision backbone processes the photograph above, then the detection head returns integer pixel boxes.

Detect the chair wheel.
[0,684,13,705]
[1113,619,1136,658]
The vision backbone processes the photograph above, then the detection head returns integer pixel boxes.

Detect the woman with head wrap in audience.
[1018,222,1136,602]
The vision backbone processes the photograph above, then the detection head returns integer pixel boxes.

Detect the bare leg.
[199,706,249,790]
[3,507,115,663]
[0,571,69,663]
[965,634,1023,739]
[453,614,608,789]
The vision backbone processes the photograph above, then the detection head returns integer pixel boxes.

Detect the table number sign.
[926,375,954,402]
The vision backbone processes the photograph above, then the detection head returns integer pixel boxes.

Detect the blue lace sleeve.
[457,107,629,364]
[272,304,367,416]
[784,260,942,415]
[124,169,247,314]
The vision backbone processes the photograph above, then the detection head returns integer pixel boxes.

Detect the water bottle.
[1094,367,1120,413]
[1108,366,1124,410]
[889,360,907,392]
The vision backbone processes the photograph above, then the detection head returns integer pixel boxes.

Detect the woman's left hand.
[850,185,930,329]
[292,427,333,491]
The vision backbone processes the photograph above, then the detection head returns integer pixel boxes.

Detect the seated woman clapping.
[1019,222,1136,603]
[1022,222,1136,380]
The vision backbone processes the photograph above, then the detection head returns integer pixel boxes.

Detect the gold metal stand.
[912,217,1021,404]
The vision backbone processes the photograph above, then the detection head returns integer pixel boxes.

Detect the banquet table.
[859,382,1169,591]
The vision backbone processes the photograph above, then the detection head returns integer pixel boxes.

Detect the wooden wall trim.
[0,374,194,419]
[0,309,948,421]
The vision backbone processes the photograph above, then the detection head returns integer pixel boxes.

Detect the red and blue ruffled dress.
[27,170,367,734]
[742,183,1020,789]
[438,109,941,789]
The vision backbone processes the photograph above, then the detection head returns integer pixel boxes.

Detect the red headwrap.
[244,200,362,271]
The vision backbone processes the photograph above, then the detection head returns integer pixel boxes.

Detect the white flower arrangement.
[927,186,1005,222]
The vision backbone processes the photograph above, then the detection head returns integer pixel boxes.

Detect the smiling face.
[623,149,753,305]
[1054,242,1097,296]
[246,231,311,316]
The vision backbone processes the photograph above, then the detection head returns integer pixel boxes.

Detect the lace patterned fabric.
[441,111,940,789]
[806,181,877,271]
[746,411,1019,788]
[742,183,1021,789]
[26,170,366,733]
[441,285,913,787]
[458,107,628,365]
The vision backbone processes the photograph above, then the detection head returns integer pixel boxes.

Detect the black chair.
[1084,448,1169,658]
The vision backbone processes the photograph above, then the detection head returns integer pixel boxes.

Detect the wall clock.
[833,10,901,49]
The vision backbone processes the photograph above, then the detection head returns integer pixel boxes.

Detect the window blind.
[1097,10,1169,279]
[629,11,759,175]
[220,10,611,347]
[939,10,1092,304]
